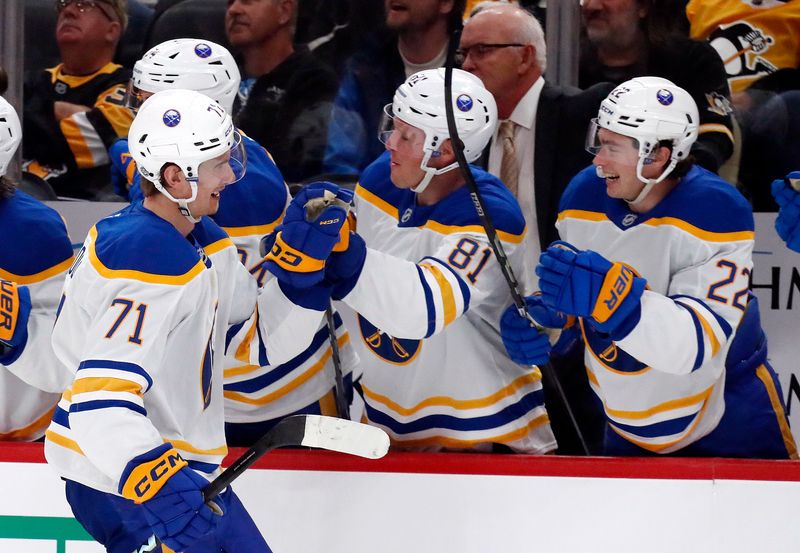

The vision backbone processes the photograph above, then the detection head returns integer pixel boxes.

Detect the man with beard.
[322,0,465,177]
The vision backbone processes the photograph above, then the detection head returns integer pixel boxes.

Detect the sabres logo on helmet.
[162,109,181,127]
[194,43,212,58]
[656,89,674,106]
[358,315,422,365]
[456,94,473,112]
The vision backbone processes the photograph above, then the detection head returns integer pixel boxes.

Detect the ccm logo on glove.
[0,280,20,342]
[318,217,342,226]
[121,448,188,503]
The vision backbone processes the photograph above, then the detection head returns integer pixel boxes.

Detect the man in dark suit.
[460,3,612,454]
[461,3,612,252]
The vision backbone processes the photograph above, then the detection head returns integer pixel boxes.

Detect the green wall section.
[0,515,93,553]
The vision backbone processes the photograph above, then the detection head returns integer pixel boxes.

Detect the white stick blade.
[300,415,390,459]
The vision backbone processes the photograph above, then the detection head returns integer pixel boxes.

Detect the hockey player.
[270,69,556,453]
[501,77,797,458]
[771,171,800,253]
[44,89,348,552]
[0,95,74,441]
[109,38,357,446]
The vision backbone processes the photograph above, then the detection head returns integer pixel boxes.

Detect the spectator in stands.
[686,0,800,211]
[578,0,735,175]
[459,2,612,454]
[22,0,133,200]
[226,0,339,183]
[501,77,797,459]
[322,0,465,177]
[0,94,75,442]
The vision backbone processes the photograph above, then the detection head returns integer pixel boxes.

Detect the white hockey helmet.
[128,39,241,114]
[0,95,21,178]
[380,68,497,193]
[587,76,699,204]
[128,89,246,222]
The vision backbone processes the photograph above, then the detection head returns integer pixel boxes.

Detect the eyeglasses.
[55,0,115,22]
[455,43,527,65]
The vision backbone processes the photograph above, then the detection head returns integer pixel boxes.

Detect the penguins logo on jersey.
[358,315,422,365]
[709,22,777,82]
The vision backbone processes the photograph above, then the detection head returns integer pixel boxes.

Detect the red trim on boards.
[1,442,798,482]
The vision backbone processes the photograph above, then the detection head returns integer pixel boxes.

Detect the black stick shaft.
[326,306,350,419]
[442,29,589,455]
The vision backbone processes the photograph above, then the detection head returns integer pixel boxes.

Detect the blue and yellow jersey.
[557,165,794,457]
[338,151,554,453]
[0,191,74,440]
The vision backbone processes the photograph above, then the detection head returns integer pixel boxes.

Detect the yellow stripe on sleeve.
[203,237,236,256]
[59,117,96,168]
[45,429,85,455]
[685,304,722,357]
[420,263,457,326]
[71,377,144,397]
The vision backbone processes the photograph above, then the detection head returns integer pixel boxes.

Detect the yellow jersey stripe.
[203,237,236,256]
[755,364,799,460]
[45,429,85,455]
[362,370,543,416]
[95,85,134,137]
[168,439,228,457]
[89,227,206,284]
[421,263,457,326]
[686,304,721,357]
[0,405,56,441]
[0,256,73,284]
[72,377,143,397]
[222,220,282,238]
[234,312,259,365]
[605,385,713,421]
[609,392,713,452]
[559,210,755,242]
[392,413,550,449]
[357,185,525,244]
[48,62,120,86]
[224,334,350,406]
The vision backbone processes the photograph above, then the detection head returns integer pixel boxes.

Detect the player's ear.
[434,140,456,166]
[161,163,186,192]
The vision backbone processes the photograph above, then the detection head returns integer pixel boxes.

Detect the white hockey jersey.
[0,191,74,440]
[45,203,324,495]
[215,137,357,423]
[342,152,555,453]
[557,165,758,453]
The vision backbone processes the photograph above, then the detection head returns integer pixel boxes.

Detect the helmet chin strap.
[155,179,201,223]
[411,149,459,195]
[623,156,678,207]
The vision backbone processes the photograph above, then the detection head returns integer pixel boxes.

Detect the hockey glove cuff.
[500,295,566,366]
[263,182,353,287]
[325,232,367,300]
[0,280,31,357]
[121,444,220,551]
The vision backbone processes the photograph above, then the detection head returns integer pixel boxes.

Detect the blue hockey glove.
[324,231,367,300]
[772,171,800,253]
[263,182,353,287]
[500,295,568,366]
[536,241,646,339]
[120,444,220,552]
[0,280,31,356]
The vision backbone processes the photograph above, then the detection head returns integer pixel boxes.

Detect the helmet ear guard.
[383,68,498,193]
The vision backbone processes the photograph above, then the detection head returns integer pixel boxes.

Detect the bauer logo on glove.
[0,279,31,350]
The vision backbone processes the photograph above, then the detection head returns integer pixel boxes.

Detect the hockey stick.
[203,414,388,501]
[442,26,590,455]
[325,306,351,419]
[136,415,389,552]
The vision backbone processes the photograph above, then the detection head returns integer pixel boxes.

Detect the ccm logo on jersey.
[0,280,20,342]
[121,447,188,503]
[593,263,635,323]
